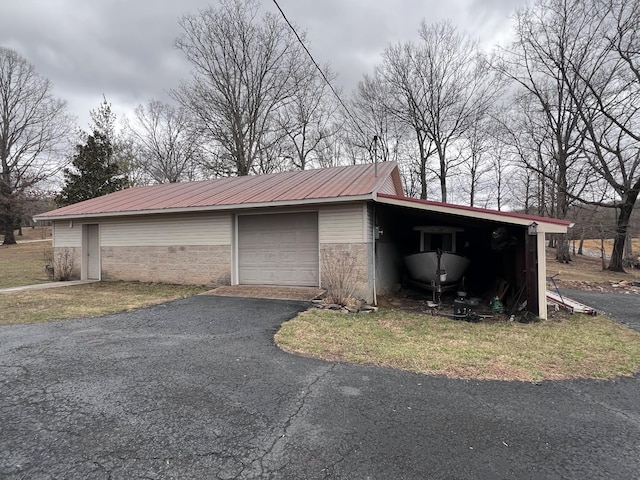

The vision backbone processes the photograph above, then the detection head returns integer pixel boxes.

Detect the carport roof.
[36,162,403,220]
[375,194,571,233]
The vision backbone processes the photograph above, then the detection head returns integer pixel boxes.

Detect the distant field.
[546,246,640,284]
[14,225,52,242]
[580,238,640,256]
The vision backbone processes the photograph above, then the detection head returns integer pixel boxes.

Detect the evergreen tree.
[56,130,126,206]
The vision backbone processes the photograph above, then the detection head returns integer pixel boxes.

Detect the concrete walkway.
[0,280,99,295]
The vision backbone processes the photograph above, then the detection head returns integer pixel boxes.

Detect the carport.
[372,194,571,319]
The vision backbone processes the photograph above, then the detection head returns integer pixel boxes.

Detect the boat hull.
[404,251,470,284]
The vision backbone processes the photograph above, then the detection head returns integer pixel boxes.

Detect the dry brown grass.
[0,234,212,324]
[0,282,209,325]
[0,241,52,289]
[14,225,52,242]
[278,237,640,382]
[581,238,640,255]
[276,309,640,382]
[545,246,640,285]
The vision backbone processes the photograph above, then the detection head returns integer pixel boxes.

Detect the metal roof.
[375,194,571,233]
[36,162,402,220]
[35,162,571,233]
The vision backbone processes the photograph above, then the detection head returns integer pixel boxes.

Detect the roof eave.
[374,194,570,234]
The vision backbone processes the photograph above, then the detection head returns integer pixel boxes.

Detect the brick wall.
[53,247,82,280]
[101,245,232,285]
[320,243,371,301]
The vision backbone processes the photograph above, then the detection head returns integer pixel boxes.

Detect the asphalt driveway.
[562,289,640,332]
[1,295,639,479]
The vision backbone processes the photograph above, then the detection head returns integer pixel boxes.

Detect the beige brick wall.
[101,245,232,285]
[320,243,371,301]
[53,247,82,280]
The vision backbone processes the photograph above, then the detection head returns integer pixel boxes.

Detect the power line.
[271,0,376,158]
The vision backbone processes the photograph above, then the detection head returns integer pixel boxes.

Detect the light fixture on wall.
[69,220,73,228]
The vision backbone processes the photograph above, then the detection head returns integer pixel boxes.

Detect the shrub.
[321,248,359,306]
[53,249,75,281]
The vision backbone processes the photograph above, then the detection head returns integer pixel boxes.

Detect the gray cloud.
[1,0,521,128]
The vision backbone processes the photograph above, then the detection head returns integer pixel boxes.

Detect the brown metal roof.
[37,162,402,219]
[375,193,571,233]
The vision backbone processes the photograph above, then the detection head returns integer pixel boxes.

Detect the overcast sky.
[1,0,525,129]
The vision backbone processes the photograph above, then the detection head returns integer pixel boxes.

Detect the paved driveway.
[1,296,639,479]
[562,289,640,332]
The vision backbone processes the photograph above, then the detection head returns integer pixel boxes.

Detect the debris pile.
[550,279,640,293]
[312,299,378,313]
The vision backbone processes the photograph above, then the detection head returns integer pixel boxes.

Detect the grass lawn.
[275,308,640,382]
[1,232,208,323]
[0,241,52,289]
[0,281,210,325]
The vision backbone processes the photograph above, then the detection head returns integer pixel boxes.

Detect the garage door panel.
[238,212,319,286]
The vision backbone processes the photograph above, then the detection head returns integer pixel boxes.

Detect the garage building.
[35,162,569,319]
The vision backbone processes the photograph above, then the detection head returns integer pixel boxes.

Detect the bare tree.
[454,113,495,207]
[276,61,341,170]
[376,41,436,199]
[345,73,406,165]
[375,21,500,201]
[0,47,72,244]
[172,0,304,176]
[495,0,603,261]
[127,100,202,183]
[560,0,640,271]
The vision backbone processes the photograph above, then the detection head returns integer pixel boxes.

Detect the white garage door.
[238,212,319,286]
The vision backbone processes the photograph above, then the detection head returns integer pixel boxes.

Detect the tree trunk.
[555,234,570,263]
[2,230,16,245]
[439,151,447,203]
[578,227,585,255]
[624,231,633,259]
[420,161,427,199]
[607,197,637,272]
[416,130,428,200]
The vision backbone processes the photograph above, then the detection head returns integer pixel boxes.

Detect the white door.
[86,224,100,280]
[238,212,319,286]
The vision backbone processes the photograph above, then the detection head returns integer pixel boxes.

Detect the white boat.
[404,251,470,284]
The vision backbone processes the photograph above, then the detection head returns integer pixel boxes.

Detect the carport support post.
[536,232,548,320]
[525,229,550,320]
[525,229,540,318]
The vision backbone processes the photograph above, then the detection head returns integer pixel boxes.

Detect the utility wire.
[271,0,377,159]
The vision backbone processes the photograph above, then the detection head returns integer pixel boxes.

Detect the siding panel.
[53,221,82,247]
[319,203,365,244]
[378,175,398,195]
[100,213,231,246]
